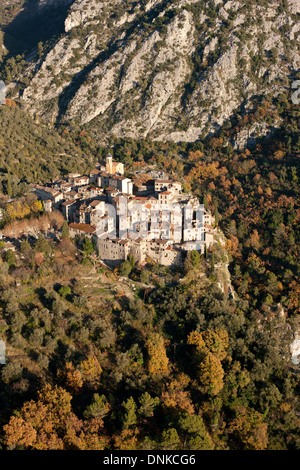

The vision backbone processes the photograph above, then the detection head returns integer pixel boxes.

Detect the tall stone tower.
[106,154,113,174]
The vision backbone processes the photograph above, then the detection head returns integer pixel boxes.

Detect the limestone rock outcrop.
[10,0,300,143]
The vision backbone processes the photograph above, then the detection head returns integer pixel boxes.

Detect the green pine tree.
[6,175,12,197]
[121,397,137,429]
[61,220,69,239]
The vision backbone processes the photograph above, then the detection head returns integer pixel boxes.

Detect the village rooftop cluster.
[32,155,215,267]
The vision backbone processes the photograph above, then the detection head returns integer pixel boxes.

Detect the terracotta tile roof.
[74,176,89,182]
[155,179,173,183]
[69,223,96,234]
[133,173,152,184]
[61,199,77,206]
[89,200,103,207]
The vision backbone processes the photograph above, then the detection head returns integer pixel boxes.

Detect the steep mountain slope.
[5,0,300,142]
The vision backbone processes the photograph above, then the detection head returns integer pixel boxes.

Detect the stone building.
[97,173,133,195]
[105,155,124,176]
[43,199,53,212]
[154,179,182,194]
[61,199,78,222]
[97,237,184,267]
[69,223,96,240]
[98,238,130,266]
[33,158,215,268]
[89,168,102,184]
[73,176,90,187]
[34,185,64,206]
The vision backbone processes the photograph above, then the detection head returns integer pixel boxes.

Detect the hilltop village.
[32,156,215,267]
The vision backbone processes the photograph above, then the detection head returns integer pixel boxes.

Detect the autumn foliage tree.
[188,328,229,361]
[3,384,108,450]
[113,429,139,450]
[161,374,194,415]
[198,353,225,396]
[79,355,102,389]
[229,407,268,450]
[188,329,228,395]
[3,211,64,239]
[145,333,169,376]
[57,362,83,394]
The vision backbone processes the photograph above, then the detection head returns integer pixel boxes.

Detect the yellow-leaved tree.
[188,329,229,395]
[188,328,229,361]
[80,355,102,389]
[146,333,169,376]
[3,384,108,450]
[57,362,83,393]
[199,353,225,396]
[229,407,268,450]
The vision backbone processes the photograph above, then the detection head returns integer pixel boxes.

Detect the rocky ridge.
[8,0,300,143]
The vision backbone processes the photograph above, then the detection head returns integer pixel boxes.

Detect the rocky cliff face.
[9,0,300,142]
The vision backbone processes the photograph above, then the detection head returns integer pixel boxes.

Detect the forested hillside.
[0,0,299,452]
[0,89,299,450]
[0,229,298,450]
[0,105,96,197]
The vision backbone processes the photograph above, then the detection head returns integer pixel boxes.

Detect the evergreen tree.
[121,397,137,429]
[82,237,94,256]
[119,260,132,277]
[61,220,69,239]
[210,249,215,273]
[84,394,111,420]
[6,175,12,197]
